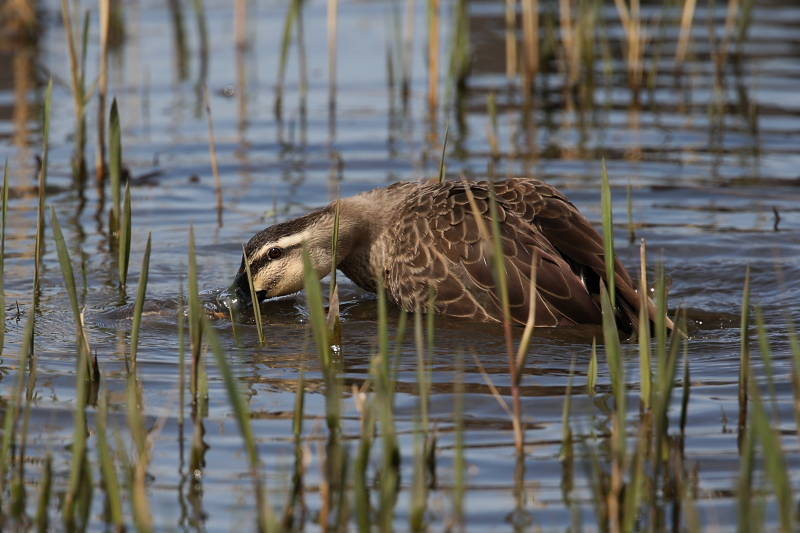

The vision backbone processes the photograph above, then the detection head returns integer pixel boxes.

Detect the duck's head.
[229,208,340,308]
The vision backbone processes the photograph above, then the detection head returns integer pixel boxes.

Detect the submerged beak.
[229,271,267,310]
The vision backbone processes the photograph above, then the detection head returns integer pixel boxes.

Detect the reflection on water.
[0,0,799,530]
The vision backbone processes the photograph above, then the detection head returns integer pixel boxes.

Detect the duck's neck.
[308,190,392,293]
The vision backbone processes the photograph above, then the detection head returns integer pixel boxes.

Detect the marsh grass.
[203,84,224,227]
[129,232,153,368]
[0,159,8,355]
[1,2,797,530]
[60,0,94,182]
[242,245,265,345]
[109,99,122,243]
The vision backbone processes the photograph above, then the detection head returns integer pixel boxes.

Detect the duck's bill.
[227,273,267,310]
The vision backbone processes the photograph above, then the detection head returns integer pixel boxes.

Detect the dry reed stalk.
[675,0,698,70]
[203,84,224,227]
[328,0,338,113]
[613,0,645,89]
[96,0,110,186]
[558,0,579,88]
[521,0,539,91]
[235,0,247,50]
[719,0,741,68]
[427,0,440,113]
[403,0,416,99]
[504,0,518,84]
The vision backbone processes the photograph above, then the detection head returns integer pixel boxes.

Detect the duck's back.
[381,178,645,329]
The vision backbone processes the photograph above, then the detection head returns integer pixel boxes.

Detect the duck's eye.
[268,247,283,260]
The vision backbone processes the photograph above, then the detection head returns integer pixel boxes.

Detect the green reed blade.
[453,352,465,530]
[622,420,649,533]
[354,376,375,533]
[50,206,94,379]
[487,91,499,158]
[411,304,430,532]
[626,177,634,244]
[64,333,89,526]
[638,239,651,409]
[130,232,152,368]
[748,369,793,532]
[204,314,277,531]
[302,244,330,368]
[601,159,616,308]
[178,279,186,427]
[0,309,34,500]
[34,455,52,531]
[679,322,691,437]
[276,0,304,112]
[784,306,800,451]
[50,207,82,325]
[34,79,52,296]
[303,243,340,434]
[437,119,449,183]
[600,283,626,460]
[585,340,597,399]
[188,226,203,398]
[96,385,123,529]
[119,180,132,287]
[109,98,122,235]
[0,158,8,355]
[376,277,399,530]
[126,373,154,532]
[327,195,342,348]
[754,306,778,418]
[739,264,751,440]
[241,245,264,345]
[561,357,576,454]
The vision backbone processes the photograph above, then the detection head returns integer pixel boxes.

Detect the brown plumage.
[231,178,664,331]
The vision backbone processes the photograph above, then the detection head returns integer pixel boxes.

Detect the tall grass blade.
[204,314,277,531]
[126,374,153,532]
[34,79,53,296]
[96,0,110,184]
[34,455,52,531]
[203,84,224,227]
[638,239,651,409]
[242,245,265,345]
[50,207,94,379]
[600,160,616,307]
[738,264,750,447]
[437,119,449,183]
[109,98,122,238]
[747,354,793,532]
[587,339,598,396]
[327,196,342,349]
[119,180,132,288]
[452,352,465,530]
[276,0,303,115]
[0,309,34,502]
[188,226,204,399]
[0,159,8,355]
[96,385,123,529]
[63,335,89,526]
[303,243,340,434]
[600,283,626,461]
[130,232,152,368]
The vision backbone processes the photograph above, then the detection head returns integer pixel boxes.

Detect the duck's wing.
[494,178,651,330]
[385,180,608,326]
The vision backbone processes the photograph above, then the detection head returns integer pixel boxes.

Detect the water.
[1,0,800,530]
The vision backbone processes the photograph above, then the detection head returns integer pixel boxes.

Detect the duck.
[230,178,664,332]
